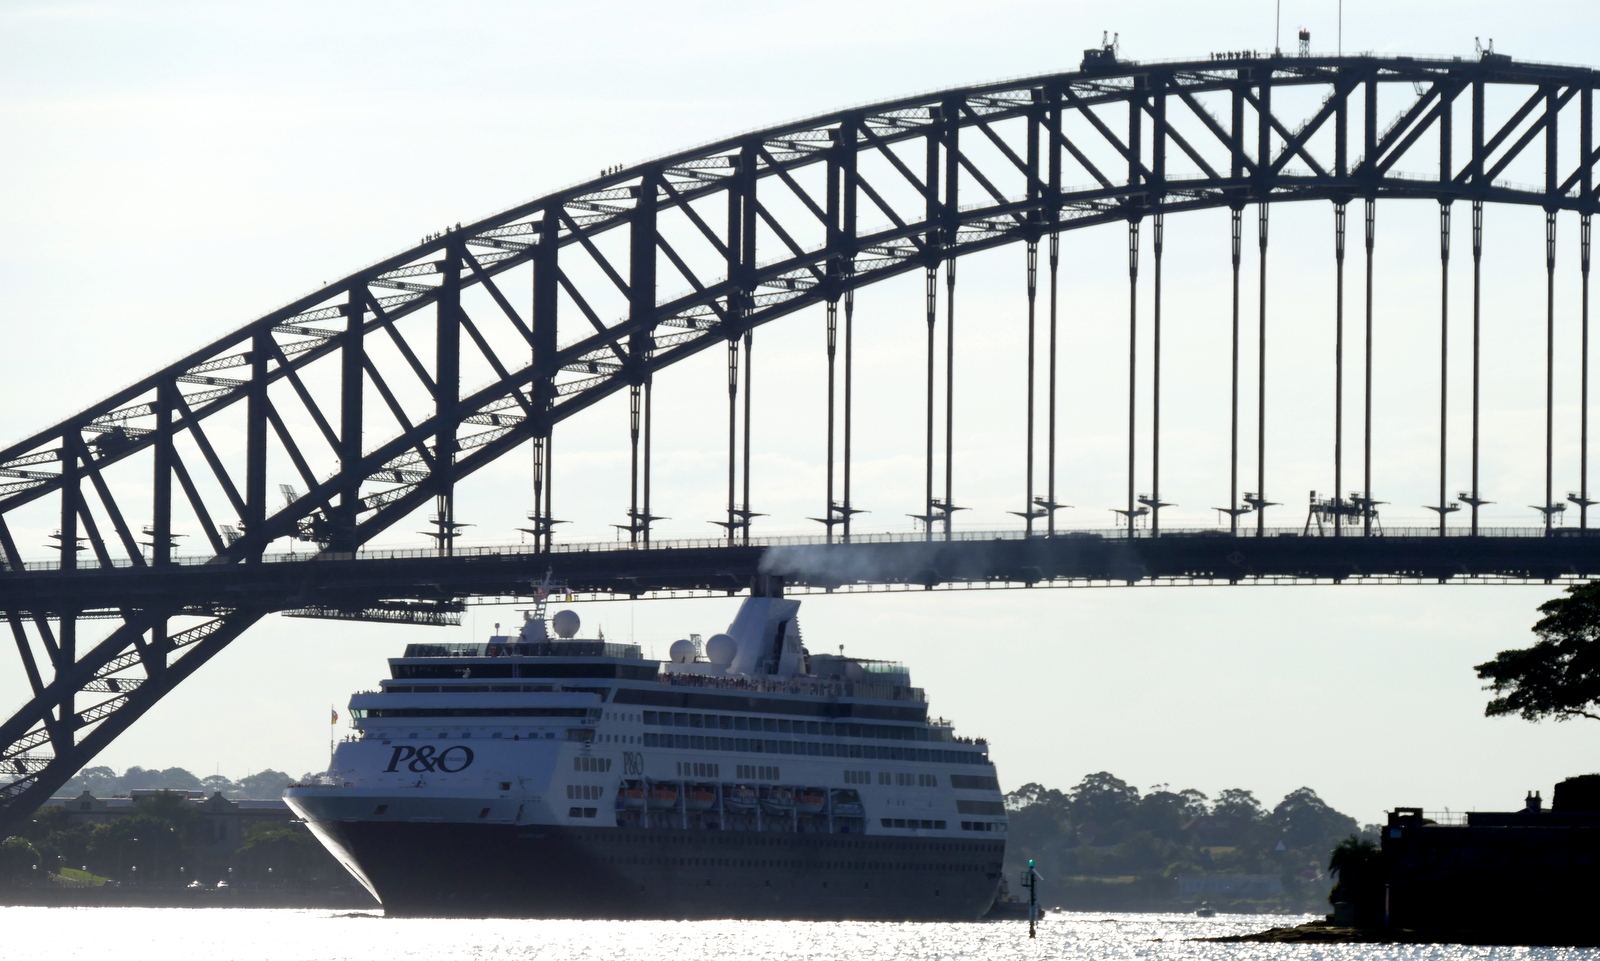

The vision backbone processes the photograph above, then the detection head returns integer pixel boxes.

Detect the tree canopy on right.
[1476,582,1600,723]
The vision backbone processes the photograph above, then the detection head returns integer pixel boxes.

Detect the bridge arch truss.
[2,50,1599,825]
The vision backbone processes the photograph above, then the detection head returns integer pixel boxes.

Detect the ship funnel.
[725,596,803,676]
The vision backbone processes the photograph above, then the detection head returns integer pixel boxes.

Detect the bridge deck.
[3,528,1597,616]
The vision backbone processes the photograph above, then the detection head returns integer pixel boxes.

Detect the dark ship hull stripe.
[310,820,1004,920]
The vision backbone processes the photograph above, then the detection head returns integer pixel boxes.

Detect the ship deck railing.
[655,672,926,703]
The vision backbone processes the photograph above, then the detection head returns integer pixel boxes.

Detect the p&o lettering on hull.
[384,744,476,774]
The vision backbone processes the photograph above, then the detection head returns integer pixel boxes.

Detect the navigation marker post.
[1024,858,1041,938]
[329,705,339,777]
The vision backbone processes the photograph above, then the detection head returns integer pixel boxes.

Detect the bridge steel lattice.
[4,47,1600,828]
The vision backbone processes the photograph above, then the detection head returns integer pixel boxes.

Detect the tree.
[1070,771,1140,826]
[120,766,202,792]
[1476,582,1600,722]
[34,822,99,876]
[237,822,344,884]
[1272,787,1359,852]
[0,837,41,886]
[201,775,238,797]
[1327,835,1383,923]
[61,766,120,797]
[1133,785,1208,840]
[1006,782,1068,812]
[236,770,294,799]
[1196,788,1266,848]
[1211,788,1265,822]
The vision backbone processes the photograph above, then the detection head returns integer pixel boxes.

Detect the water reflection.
[0,909,1586,960]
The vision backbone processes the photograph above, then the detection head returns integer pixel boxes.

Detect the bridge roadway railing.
[2,526,1599,616]
[0,525,1576,572]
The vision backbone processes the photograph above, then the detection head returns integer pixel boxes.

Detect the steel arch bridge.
[3,45,1600,828]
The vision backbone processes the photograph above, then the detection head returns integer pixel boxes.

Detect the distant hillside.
[57,766,318,799]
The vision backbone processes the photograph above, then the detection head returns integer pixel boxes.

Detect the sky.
[3,0,1600,822]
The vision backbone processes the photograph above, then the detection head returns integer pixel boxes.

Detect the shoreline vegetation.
[0,764,366,901]
[1001,773,1373,914]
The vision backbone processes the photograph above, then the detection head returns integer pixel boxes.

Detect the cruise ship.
[285,595,1008,919]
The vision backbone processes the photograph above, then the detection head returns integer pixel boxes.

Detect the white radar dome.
[551,609,580,638]
[705,633,737,667]
[669,639,697,663]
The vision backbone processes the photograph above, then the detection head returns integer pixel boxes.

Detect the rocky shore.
[1201,917,1600,947]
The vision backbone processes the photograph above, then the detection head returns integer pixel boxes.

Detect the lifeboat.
[795,789,827,814]
[830,788,864,817]
[617,780,646,810]
[722,784,758,813]
[646,781,679,810]
[684,783,717,811]
[760,786,796,816]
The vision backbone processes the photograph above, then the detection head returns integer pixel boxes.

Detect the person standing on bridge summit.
[1476,583,1600,724]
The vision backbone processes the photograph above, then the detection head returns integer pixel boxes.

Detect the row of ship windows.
[606,834,999,853]
[353,708,593,719]
[642,712,950,744]
[393,732,564,740]
[877,819,1008,833]
[641,732,987,765]
[679,762,725,778]
[597,856,994,873]
[844,771,938,787]
[590,759,995,790]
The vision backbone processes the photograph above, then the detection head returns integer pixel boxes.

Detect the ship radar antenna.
[524,569,570,623]
[512,569,571,641]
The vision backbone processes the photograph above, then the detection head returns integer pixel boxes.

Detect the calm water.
[5,909,1597,961]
